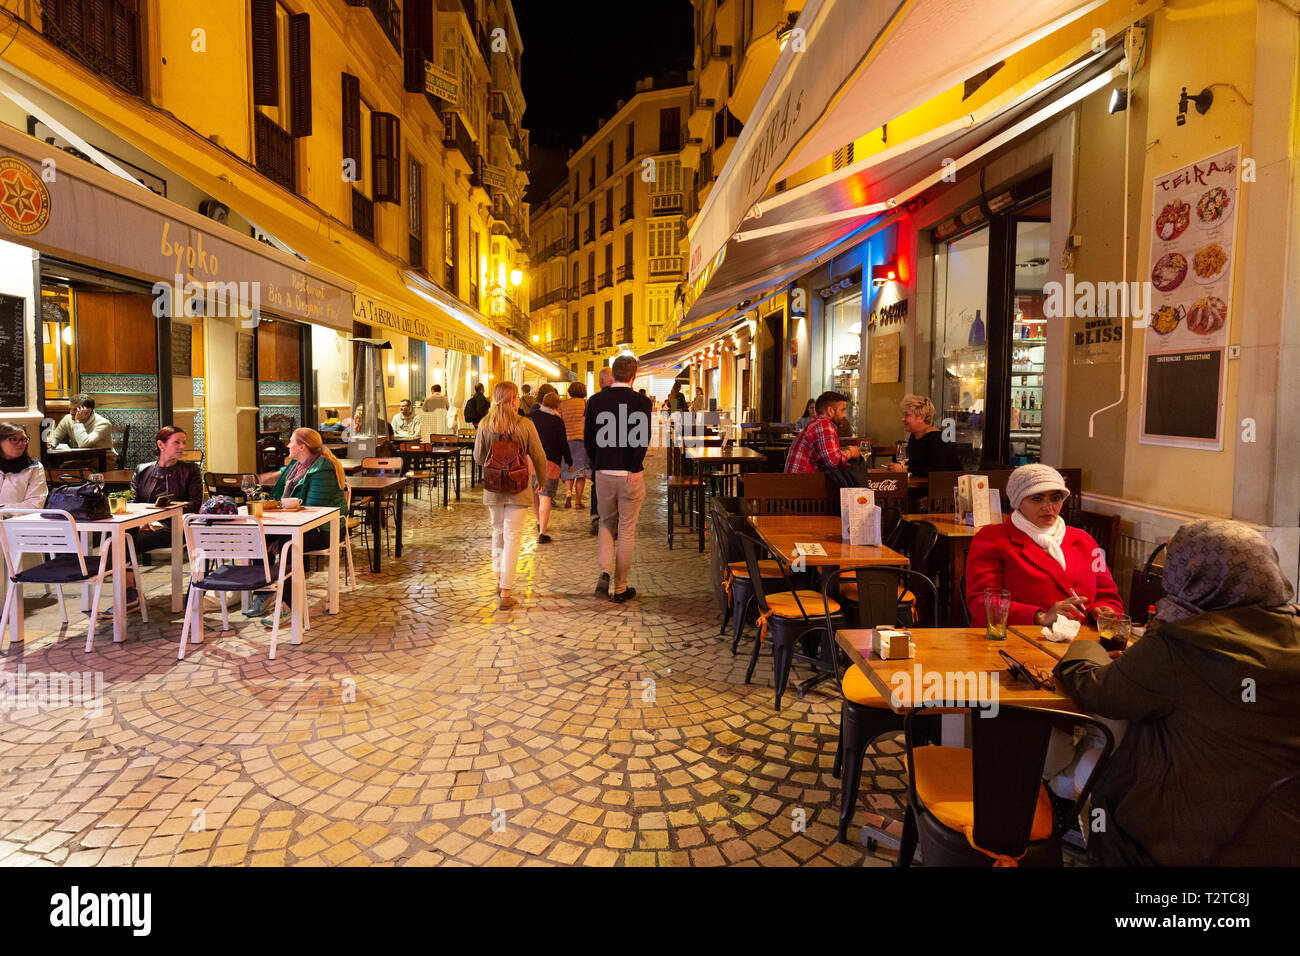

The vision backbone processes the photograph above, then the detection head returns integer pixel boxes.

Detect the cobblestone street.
[0,454,913,867]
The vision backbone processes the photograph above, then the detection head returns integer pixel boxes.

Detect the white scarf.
[1011,510,1067,570]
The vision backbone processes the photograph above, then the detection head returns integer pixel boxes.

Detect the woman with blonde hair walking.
[473,381,548,609]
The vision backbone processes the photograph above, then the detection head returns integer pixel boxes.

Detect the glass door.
[1009,210,1051,464]
[932,227,990,468]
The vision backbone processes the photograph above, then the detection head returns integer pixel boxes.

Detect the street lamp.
[510,268,523,288]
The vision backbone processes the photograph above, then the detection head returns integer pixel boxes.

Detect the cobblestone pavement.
[0,452,913,867]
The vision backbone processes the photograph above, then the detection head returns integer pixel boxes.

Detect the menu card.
[840,488,881,546]
[961,475,1001,528]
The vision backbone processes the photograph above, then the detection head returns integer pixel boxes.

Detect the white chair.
[179,514,294,660]
[303,486,358,594]
[0,509,144,653]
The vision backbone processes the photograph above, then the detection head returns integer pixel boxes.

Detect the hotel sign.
[424,62,459,105]
[354,290,483,356]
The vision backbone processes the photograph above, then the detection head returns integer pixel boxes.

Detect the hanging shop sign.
[1139,145,1239,450]
[424,62,460,105]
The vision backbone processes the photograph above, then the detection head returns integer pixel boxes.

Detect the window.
[572,262,579,292]
[603,300,613,339]
[252,2,309,191]
[659,107,680,151]
[408,159,424,269]
[604,244,613,278]
[357,99,373,199]
[623,172,634,218]
[573,172,580,197]
[572,212,580,247]
[623,293,634,341]
[589,157,596,192]
[604,189,613,228]
[372,113,401,204]
[571,314,579,341]
[626,122,635,162]
[606,140,614,177]
[469,228,480,303]
[586,306,595,339]
[444,198,457,293]
[623,231,633,272]
[42,0,143,96]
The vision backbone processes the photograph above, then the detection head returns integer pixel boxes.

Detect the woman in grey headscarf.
[1055,519,1300,865]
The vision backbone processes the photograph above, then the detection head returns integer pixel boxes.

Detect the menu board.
[1140,146,1238,449]
[0,293,26,408]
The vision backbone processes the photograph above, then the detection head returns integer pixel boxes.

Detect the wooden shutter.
[372,112,400,204]
[251,0,278,106]
[341,73,360,176]
[288,13,312,137]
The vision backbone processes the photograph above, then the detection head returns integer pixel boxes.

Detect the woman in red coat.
[966,464,1123,626]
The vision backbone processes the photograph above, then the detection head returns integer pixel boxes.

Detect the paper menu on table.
[793,542,827,556]
[965,475,996,528]
[840,488,881,546]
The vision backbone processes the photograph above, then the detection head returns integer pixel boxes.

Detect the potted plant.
[108,489,132,515]
[245,485,270,517]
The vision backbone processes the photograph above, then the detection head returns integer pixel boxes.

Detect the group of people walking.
[472,356,652,610]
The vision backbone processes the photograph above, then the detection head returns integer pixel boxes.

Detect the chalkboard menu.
[1141,350,1224,442]
[0,293,25,408]
[171,321,193,377]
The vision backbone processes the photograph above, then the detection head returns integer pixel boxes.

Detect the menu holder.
[962,474,1001,528]
[840,488,881,546]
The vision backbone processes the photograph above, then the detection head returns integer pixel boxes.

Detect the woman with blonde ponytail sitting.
[250,427,348,625]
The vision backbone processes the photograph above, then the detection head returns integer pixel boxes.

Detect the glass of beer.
[984,588,1011,641]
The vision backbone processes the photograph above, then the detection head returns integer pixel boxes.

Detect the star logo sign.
[0,158,50,235]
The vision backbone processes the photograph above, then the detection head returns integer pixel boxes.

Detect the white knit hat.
[1006,463,1069,510]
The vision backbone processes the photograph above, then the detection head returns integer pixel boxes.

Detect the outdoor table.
[0,502,183,647]
[747,514,910,568]
[346,475,407,573]
[45,447,109,471]
[427,445,461,506]
[835,626,1074,745]
[685,445,766,552]
[225,505,341,649]
[337,458,364,474]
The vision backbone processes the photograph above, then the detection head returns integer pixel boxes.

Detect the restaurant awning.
[637,315,752,376]
[403,270,568,378]
[684,36,1128,322]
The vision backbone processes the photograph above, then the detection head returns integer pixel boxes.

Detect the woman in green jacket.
[250,427,348,624]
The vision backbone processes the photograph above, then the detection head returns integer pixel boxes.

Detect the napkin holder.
[872,628,914,660]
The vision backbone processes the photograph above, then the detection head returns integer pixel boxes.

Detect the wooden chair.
[1066,509,1120,564]
[401,442,439,508]
[46,468,91,486]
[303,485,358,591]
[258,438,288,473]
[358,457,403,555]
[739,472,836,517]
[110,422,130,470]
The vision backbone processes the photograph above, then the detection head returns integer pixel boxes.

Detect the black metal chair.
[710,506,787,656]
[899,705,1114,867]
[823,566,942,844]
[1129,542,1167,624]
[735,528,843,711]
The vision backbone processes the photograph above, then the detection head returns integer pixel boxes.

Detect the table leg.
[80,531,91,612]
[368,495,381,573]
[697,461,706,553]
[327,517,340,614]
[171,513,183,613]
[9,582,24,645]
[442,458,449,508]
[453,454,460,500]
[111,530,126,643]
[394,489,404,559]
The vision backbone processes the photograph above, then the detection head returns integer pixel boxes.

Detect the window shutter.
[372,112,400,204]
[341,72,361,177]
[288,13,312,137]
[251,0,278,107]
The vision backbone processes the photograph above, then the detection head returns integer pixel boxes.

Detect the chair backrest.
[740,472,836,516]
[735,527,806,619]
[46,468,90,485]
[930,466,1084,517]
[179,449,204,466]
[823,567,939,632]
[111,422,131,469]
[205,472,250,503]
[263,412,296,440]
[1066,508,1120,563]
[0,510,88,575]
[1129,541,1167,624]
[865,470,909,511]
[881,507,902,548]
[909,521,943,581]
[362,456,403,476]
[183,515,270,579]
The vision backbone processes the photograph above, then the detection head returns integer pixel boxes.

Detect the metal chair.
[357,457,403,555]
[899,705,1115,867]
[0,509,144,653]
[178,514,294,660]
[303,486,358,592]
[710,505,787,655]
[205,472,252,504]
[110,422,130,469]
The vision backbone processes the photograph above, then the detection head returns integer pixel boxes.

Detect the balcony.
[41,0,143,96]
[404,50,447,119]
[598,272,612,290]
[581,278,594,296]
[582,226,594,245]
[599,216,612,234]
[345,0,401,53]
[617,264,633,282]
[254,113,295,192]
[568,236,580,254]
[597,332,612,348]
[443,112,479,177]
[352,189,375,242]
[649,256,683,277]
[533,287,568,309]
[620,203,634,224]
[580,336,594,351]
[651,193,684,216]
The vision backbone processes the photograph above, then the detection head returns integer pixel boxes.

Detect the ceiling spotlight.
[1108,88,1128,114]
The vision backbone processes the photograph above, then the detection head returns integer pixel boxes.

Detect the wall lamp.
[1176,87,1212,126]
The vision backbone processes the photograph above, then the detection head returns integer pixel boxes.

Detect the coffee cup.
[281,497,302,510]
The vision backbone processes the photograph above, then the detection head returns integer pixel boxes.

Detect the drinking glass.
[984,588,1011,641]
[895,441,909,469]
[1094,606,1117,642]
[1100,614,1132,653]
[862,438,872,460]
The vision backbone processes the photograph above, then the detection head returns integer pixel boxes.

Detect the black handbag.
[45,479,111,521]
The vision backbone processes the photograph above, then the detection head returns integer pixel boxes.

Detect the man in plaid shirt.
[784,390,863,473]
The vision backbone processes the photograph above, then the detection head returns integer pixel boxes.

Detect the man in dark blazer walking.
[584,355,653,602]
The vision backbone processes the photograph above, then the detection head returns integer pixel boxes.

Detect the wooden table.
[685,445,767,552]
[747,514,910,568]
[1009,623,1101,661]
[905,513,977,621]
[1,503,183,647]
[346,476,407,573]
[427,445,461,507]
[337,458,364,474]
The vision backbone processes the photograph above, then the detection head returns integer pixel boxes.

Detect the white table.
[2,503,183,646]
[223,506,340,650]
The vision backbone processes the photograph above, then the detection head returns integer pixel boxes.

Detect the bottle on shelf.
[1029,392,1036,410]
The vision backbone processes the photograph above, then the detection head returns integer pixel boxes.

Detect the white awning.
[684,42,1125,322]
[687,0,1108,286]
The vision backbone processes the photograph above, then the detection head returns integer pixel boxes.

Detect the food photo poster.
[1140,145,1239,449]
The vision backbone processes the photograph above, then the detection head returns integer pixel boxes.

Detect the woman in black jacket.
[529,388,571,544]
[120,426,203,611]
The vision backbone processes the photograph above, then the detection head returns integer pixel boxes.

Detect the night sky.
[515,0,693,193]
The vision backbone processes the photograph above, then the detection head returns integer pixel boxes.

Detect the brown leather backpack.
[483,430,529,494]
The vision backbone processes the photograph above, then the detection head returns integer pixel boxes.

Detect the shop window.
[408,159,424,270]
[823,287,863,428]
[40,285,77,402]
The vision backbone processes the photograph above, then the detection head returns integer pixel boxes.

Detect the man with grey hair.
[584,356,653,602]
